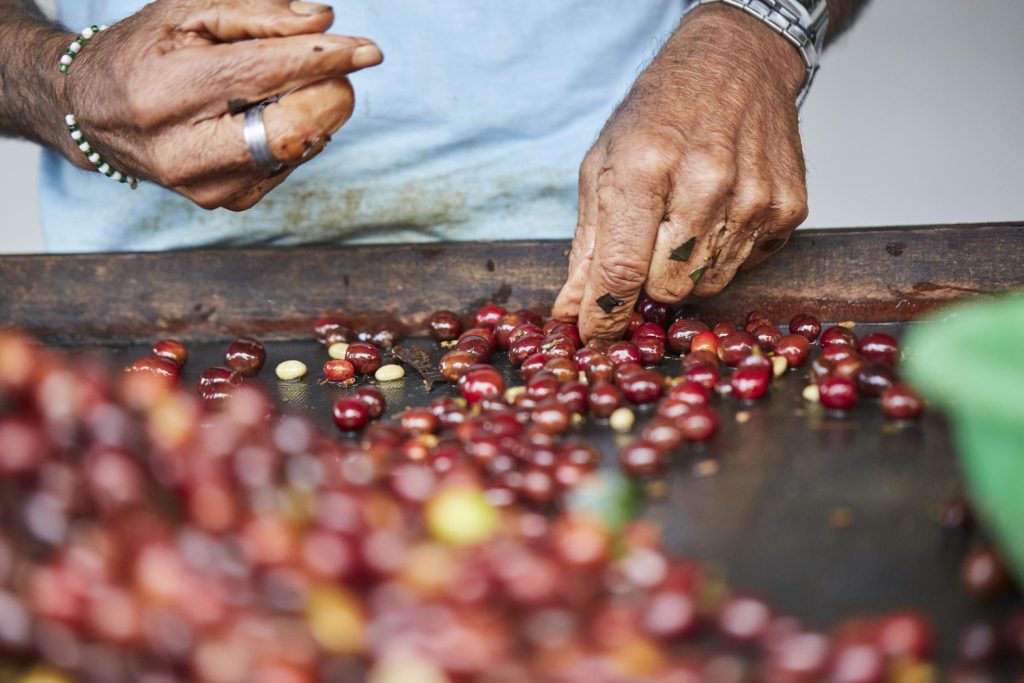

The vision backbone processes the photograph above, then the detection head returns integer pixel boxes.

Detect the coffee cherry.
[775,334,810,367]
[314,315,353,345]
[608,341,642,367]
[631,322,667,342]
[818,376,857,410]
[460,366,505,405]
[225,337,266,376]
[431,312,468,342]
[690,331,719,354]
[713,321,738,339]
[439,350,475,383]
[584,354,615,385]
[881,383,924,420]
[345,342,382,375]
[588,382,624,419]
[667,319,709,355]
[196,367,241,405]
[877,611,932,659]
[677,406,718,442]
[958,620,999,664]
[745,310,772,330]
[635,337,665,366]
[456,335,494,362]
[831,642,884,683]
[494,313,524,349]
[821,326,857,348]
[332,396,370,431]
[751,325,782,352]
[323,359,355,383]
[509,334,544,366]
[683,362,720,391]
[640,418,684,452]
[857,362,896,398]
[619,441,663,476]
[354,385,386,419]
[474,303,508,328]
[399,408,438,435]
[667,379,711,407]
[833,356,866,383]
[619,369,664,404]
[642,589,698,639]
[555,382,588,414]
[127,356,181,382]
[961,546,1009,598]
[545,322,582,349]
[637,296,670,326]
[788,313,821,342]
[937,496,973,532]
[821,344,859,365]
[857,332,900,366]
[718,595,772,642]
[520,352,548,381]
[152,339,187,366]
[731,367,771,400]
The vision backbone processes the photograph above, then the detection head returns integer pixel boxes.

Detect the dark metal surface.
[3,223,1024,344]
[7,224,1024,667]
[83,326,1019,664]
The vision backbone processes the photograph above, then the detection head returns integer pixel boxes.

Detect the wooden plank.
[0,223,1021,343]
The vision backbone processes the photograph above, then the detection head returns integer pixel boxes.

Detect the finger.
[149,34,378,122]
[183,1,336,42]
[643,149,736,303]
[209,34,379,110]
[174,159,299,212]
[740,142,807,272]
[552,145,603,322]
[151,77,353,186]
[577,142,670,341]
[692,135,772,296]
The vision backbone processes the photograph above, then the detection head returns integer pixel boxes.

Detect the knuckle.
[603,137,673,188]
[732,182,772,222]
[683,148,737,195]
[773,187,809,227]
[601,259,647,294]
[645,280,689,304]
[693,271,730,297]
[183,189,226,211]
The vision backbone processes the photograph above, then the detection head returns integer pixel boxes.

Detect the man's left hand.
[553,4,811,340]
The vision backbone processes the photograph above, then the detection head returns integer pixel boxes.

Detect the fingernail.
[352,44,383,68]
[289,1,332,15]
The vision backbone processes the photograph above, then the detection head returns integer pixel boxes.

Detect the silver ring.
[243,98,283,174]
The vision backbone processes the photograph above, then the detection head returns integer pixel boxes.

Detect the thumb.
[184,1,335,42]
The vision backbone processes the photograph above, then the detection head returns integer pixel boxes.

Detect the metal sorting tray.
[79,325,1018,663]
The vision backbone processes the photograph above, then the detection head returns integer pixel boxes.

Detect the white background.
[1,0,1022,253]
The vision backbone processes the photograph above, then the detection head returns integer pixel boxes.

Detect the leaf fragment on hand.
[689,266,708,285]
[669,237,697,262]
[596,293,625,315]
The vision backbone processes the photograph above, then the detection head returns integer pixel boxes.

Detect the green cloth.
[905,294,1024,583]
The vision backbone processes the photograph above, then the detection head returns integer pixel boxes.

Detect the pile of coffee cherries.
[429,299,924,476]
[0,295,1016,683]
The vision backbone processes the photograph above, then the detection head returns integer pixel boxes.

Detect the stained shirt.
[43,1,689,252]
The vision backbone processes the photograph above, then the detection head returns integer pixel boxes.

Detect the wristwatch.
[694,0,830,107]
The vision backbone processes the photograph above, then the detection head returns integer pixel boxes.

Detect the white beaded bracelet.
[60,25,139,189]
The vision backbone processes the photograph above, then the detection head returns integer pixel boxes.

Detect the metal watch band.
[695,0,829,108]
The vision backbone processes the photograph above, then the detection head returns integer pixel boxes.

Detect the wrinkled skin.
[554,5,809,341]
[57,0,383,210]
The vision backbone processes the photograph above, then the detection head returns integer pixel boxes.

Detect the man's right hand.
[56,0,382,211]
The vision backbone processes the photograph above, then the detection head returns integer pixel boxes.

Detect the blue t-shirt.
[44,1,689,252]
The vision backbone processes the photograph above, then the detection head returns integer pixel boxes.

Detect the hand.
[553,4,809,340]
[56,0,383,211]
